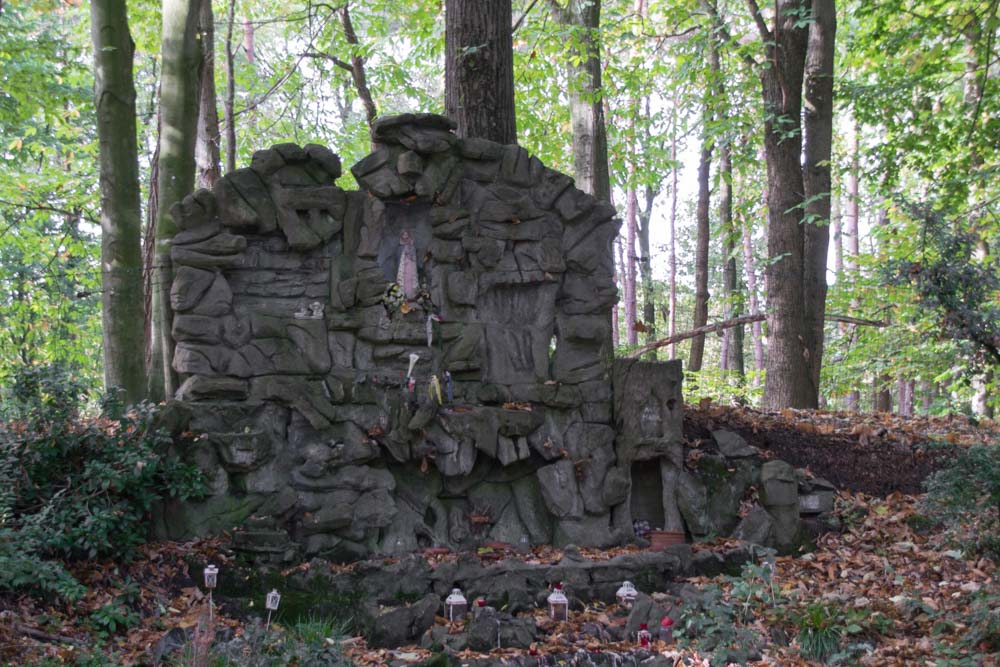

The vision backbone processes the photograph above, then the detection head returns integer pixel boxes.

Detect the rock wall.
[156,114,640,560]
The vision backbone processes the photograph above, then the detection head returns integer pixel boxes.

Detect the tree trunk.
[668,104,679,360]
[831,192,843,273]
[624,177,638,347]
[639,183,657,349]
[874,377,893,413]
[614,235,626,348]
[91,0,146,404]
[445,0,516,143]
[843,118,860,410]
[689,39,717,373]
[223,0,237,173]
[151,0,203,400]
[195,0,221,188]
[802,0,836,401]
[757,0,831,409]
[719,141,744,377]
[742,210,765,372]
[555,0,610,203]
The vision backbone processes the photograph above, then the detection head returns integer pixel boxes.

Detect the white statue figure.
[397,230,418,301]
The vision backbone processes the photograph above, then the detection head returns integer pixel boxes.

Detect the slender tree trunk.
[720,141,744,378]
[555,0,610,203]
[625,177,638,347]
[843,119,860,410]
[832,192,843,274]
[639,183,657,348]
[668,105,679,360]
[223,0,237,173]
[91,0,146,404]
[614,236,626,347]
[920,380,933,415]
[802,0,836,401]
[963,23,994,419]
[742,211,765,372]
[445,0,516,143]
[243,16,254,63]
[689,39,717,373]
[151,0,203,400]
[195,0,221,189]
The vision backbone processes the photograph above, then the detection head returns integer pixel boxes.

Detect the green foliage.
[685,368,764,407]
[674,583,764,666]
[0,363,205,601]
[88,600,141,638]
[793,604,844,662]
[205,618,352,667]
[922,444,1000,560]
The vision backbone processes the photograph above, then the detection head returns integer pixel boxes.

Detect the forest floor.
[1,406,997,666]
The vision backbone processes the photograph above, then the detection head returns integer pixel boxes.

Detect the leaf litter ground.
[1,406,996,665]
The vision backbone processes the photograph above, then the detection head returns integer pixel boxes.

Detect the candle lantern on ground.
[660,615,674,642]
[616,580,638,609]
[638,622,652,648]
[547,582,568,621]
[444,588,468,621]
[265,589,281,630]
[203,564,219,621]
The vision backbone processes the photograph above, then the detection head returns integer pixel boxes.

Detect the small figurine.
[407,377,416,394]
[444,370,453,402]
[638,622,651,648]
[407,352,420,379]
[429,375,443,404]
[294,301,324,320]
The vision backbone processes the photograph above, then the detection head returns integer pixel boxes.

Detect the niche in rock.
[629,460,665,530]
[377,201,434,295]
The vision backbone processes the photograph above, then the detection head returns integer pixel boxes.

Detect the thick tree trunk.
[195,0,221,188]
[719,141,744,377]
[151,0,203,400]
[223,0,237,173]
[802,0,836,400]
[874,377,893,413]
[689,40,717,373]
[91,0,146,404]
[759,0,824,409]
[445,0,516,143]
[555,0,610,203]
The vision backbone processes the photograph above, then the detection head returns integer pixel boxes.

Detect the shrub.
[0,363,205,601]
[922,444,1000,560]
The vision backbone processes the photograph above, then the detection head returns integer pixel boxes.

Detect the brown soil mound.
[684,404,998,495]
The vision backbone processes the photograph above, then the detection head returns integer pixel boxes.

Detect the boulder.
[368,593,440,649]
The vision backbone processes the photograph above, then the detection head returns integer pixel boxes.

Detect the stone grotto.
[154,113,833,563]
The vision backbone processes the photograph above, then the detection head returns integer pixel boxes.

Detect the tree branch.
[700,0,759,70]
[303,48,353,72]
[0,199,97,227]
[513,0,542,34]
[233,53,306,118]
[744,0,771,43]
[627,312,887,359]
